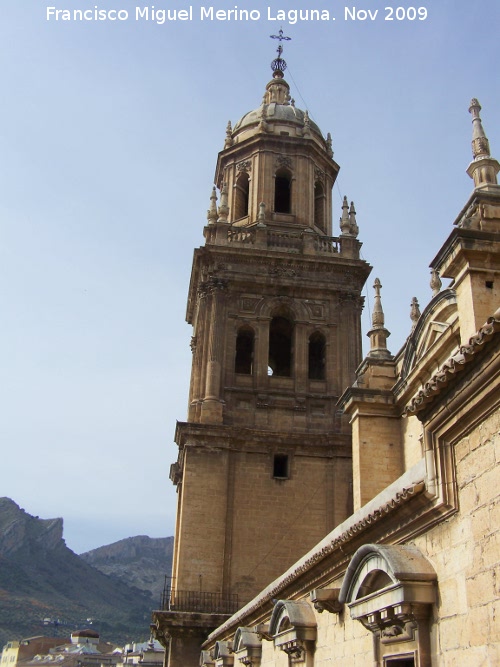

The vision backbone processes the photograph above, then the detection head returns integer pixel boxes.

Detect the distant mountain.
[81,536,173,605]
[0,498,156,646]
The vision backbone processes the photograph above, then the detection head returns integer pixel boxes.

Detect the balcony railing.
[160,582,239,615]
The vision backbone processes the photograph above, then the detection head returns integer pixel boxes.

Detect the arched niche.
[234,171,250,221]
[269,600,316,662]
[339,544,437,667]
[232,627,262,666]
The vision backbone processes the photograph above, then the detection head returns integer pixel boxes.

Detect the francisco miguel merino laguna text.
[45,5,429,23]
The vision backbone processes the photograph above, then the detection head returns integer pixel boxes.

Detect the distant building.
[152,41,500,667]
[1,638,67,667]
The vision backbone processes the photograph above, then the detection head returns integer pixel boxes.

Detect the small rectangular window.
[273,454,289,479]
[385,658,415,667]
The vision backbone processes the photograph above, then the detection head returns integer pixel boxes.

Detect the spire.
[367,278,392,359]
[340,196,350,235]
[224,121,234,149]
[326,133,334,158]
[410,297,421,332]
[469,99,490,159]
[207,186,218,225]
[217,183,229,223]
[349,201,359,237]
[269,29,291,79]
[264,30,292,105]
[339,197,359,236]
[372,278,384,328]
[466,99,499,188]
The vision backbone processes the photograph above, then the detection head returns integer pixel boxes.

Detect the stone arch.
[232,627,262,665]
[339,544,436,667]
[256,296,309,321]
[213,640,233,665]
[269,600,317,660]
[400,289,457,380]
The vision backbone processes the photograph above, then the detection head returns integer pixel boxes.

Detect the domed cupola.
[213,32,339,235]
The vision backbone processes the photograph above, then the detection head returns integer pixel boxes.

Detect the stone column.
[201,278,228,424]
[190,285,210,423]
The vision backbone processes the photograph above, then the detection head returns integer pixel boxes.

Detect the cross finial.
[269,29,291,77]
[270,28,291,44]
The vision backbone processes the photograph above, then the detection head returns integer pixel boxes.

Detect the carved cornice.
[338,292,365,310]
[199,277,229,297]
[405,310,500,415]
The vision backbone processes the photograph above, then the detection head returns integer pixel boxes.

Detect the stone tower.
[153,39,371,667]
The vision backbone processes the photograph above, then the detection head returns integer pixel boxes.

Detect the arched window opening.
[269,316,293,377]
[308,331,326,380]
[356,570,393,599]
[274,169,291,214]
[314,181,326,232]
[235,327,254,374]
[234,172,250,220]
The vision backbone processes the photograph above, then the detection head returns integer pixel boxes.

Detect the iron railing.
[160,580,239,615]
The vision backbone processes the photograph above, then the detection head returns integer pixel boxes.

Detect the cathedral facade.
[152,43,500,667]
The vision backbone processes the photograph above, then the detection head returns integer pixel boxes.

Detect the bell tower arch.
[153,36,372,667]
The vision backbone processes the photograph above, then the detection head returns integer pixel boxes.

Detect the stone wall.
[414,407,500,666]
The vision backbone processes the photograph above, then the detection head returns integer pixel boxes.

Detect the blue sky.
[1,0,499,554]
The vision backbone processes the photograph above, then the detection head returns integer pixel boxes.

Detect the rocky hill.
[81,536,173,605]
[0,498,158,646]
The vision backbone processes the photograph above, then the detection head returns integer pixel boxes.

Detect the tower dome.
[213,36,337,232]
[231,71,325,148]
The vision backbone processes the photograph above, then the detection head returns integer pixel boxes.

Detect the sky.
[0,0,499,555]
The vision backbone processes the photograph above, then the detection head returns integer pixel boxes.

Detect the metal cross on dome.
[270,28,291,73]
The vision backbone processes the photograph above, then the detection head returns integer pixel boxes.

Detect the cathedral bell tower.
[153,36,371,667]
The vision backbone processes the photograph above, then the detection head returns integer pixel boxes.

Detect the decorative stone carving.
[314,167,324,181]
[169,462,182,486]
[281,639,305,661]
[258,201,266,222]
[340,195,350,235]
[326,132,334,158]
[309,588,342,614]
[205,277,229,294]
[430,269,442,296]
[207,186,218,225]
[236,160,252,173]
[275,155,293,170]
[268,265,299,277]
[224,121,234,149]
[410,297,421,332]
[217,182,230,223]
